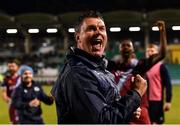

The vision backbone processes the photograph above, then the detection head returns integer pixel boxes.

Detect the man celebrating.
[11,65,54,124]
[107,21,167,124]
[51,10,147,124]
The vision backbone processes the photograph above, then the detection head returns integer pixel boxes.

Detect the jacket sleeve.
[11,87,29,109]
[38,85,54,105]
[160,64,172,102]
[62,68,141,124]
[132,56,164,76]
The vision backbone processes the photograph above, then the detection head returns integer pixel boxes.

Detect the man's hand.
[2,90,11,103]
[164,102,171,111]
[4,96,11,103]
[29,98,40,107]
[132,107,142,119]
[132,74,147,97]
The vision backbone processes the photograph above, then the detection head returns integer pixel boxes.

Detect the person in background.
[11,65,54,124]
[107,20,167,124]
[0,59,20,124]
[51,10,147,124]
[146,44,172,124]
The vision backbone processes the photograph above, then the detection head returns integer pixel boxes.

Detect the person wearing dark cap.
[11,65,54,124]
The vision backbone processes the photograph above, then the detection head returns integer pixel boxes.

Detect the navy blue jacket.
[12,81,54,124]
[51,47,142,124]
[160,64,172,102]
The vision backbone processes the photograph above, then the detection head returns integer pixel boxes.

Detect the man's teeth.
[92,39,101,43]
[96,39,101,42]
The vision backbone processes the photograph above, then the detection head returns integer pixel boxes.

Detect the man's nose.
[124,45,129,49]
[94,28,100,34]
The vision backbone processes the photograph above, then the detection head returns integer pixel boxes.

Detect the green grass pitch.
[0,85,180,124]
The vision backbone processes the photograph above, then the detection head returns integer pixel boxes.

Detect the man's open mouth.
[91,38,102,45]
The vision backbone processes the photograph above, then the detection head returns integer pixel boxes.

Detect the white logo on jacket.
[34,86,40,92]
[24,89,28,93]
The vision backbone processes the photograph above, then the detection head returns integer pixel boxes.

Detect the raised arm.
[151,20,167,64]
[132,21,167,76]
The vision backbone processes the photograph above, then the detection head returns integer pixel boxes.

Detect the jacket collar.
[67,47,106,69]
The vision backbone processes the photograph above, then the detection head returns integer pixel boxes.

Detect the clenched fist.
[131,74,147,97]
[155,20,166,32]
[29,98,40,107]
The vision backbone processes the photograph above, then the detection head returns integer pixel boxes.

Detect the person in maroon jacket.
[1,59,20,124]
[107,20,167,124]
[146,44,172,124]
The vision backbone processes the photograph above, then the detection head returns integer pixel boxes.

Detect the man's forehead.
[147,47,157,51]
[121,41,133,46]
[83,17,105,25]
[8,63,17,66]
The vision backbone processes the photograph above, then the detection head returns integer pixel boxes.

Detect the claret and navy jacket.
[51,47,142,124]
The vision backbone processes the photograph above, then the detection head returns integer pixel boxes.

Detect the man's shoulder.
[66,56,95,71]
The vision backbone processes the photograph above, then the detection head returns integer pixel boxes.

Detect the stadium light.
[6,29,18,34]
[172,26,180,31]
[28,28,39,33]
[129,27,140,32]
[110,27,121,32]
[8,42,15,47]
[152,26,159,31]
[46,28,58,33]
[68,28,75,33]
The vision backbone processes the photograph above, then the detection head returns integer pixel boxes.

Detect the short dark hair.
[74,10,104,33]
[7,58,21,66]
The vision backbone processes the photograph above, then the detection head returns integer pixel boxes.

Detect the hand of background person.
[131,74,147,97]
[29,98,40,107]
[164,102,171,111]
[132,107,142,119]
[4,96,11,103]
[49,93,55,100]
[2,91,11,103]
[156,20,166,31]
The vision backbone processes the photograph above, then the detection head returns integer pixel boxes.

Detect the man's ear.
[75,33,80,42]
[76,36,80,42]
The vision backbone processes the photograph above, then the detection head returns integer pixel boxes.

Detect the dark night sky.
[1,0,180,15]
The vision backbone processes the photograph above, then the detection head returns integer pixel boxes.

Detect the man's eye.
[99,27,105,31]
[87,26,96,31]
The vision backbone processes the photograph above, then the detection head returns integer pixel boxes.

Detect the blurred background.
[0,0,180,124]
